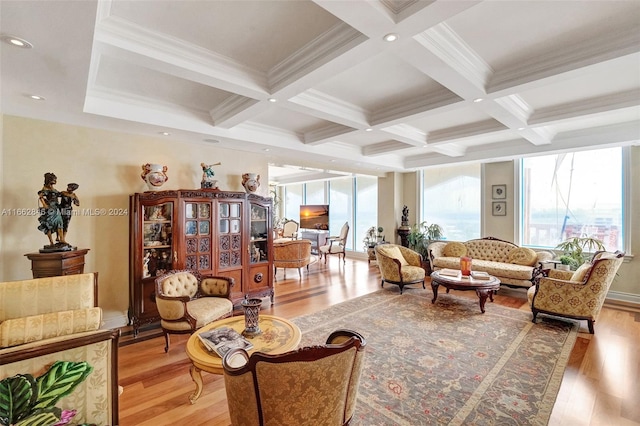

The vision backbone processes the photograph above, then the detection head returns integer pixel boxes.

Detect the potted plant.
[555,236,605,270]
[406,221,444,260]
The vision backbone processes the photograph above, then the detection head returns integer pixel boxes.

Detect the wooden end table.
[430,270,501,313]
[185,314,301,404]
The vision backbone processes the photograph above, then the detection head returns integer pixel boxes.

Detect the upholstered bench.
[428,237,553,288]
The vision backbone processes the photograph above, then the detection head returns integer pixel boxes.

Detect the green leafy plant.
[407,221,444,259]
[555,236,605,269]
[0,360,93,426]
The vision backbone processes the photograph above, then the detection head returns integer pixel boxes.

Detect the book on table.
[439,268,461,278]
[471,271,491,280]
[198,326,254,358]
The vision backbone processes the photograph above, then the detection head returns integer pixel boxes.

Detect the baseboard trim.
[605,291,640,312]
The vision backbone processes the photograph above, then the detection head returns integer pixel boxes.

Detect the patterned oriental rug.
[292,290,578,426]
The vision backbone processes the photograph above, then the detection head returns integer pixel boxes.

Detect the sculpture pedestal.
[24,248,90,278]
[397,227,410,247]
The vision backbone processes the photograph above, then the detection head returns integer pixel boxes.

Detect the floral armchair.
[222,329,366,426]
[375,244,426,294]
[155,270,234,352]
[528,250,625,333]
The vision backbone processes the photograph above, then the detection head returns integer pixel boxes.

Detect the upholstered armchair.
[528,250,624,333]
[274,239,313,278]
[155,270,234,352]
[222,329,366,426]
[319,221,349,264]
[375,244,426,294]
[281,219,300,240]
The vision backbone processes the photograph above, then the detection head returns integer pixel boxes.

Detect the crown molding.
[288,89,370,128]
[363,140,415,156]
[209,95,261,128]
[488,23,640,94]
[414,22,493,93]
[371,87,463,126]
[381,124,427,147]
[303,123,358,145]
[268,23,366,93]
[427,119,507,144]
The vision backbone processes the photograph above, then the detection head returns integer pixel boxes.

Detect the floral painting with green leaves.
[0,360,94,426]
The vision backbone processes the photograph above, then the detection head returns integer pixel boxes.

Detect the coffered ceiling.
[2,1,639,184]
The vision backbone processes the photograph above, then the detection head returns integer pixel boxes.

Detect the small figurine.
[59,183,80,244]
[201,162,221,189]
[401,205,409,227]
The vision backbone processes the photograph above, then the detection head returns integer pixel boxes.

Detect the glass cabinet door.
[250,203,269,264]
[218,201,243,269]
[184,201,213,272]
[142,202,174,278]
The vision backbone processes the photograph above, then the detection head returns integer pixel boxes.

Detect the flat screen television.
[299,205,329,230]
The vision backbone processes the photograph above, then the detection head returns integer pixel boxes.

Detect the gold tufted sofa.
[428,237,554,288]
[0,273,120,425]
[222,329,366,426]
[528,250,624,333]
[155,269,234,352]
[273,239,313,278]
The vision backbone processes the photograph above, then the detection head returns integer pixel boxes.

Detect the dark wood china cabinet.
[129,189,273,335]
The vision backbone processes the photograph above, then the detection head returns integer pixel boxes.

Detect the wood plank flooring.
[118,258,640,426]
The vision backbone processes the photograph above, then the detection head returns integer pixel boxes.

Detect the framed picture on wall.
[492,201,507,216]
[492,184,506,199]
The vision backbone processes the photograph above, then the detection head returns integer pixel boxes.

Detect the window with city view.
[520,147,624,252]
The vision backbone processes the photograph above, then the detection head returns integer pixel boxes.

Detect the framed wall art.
[492,184,506,199]
[492,201,506,216]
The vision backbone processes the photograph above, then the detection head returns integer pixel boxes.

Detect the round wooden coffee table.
[185,314,301,403]
[430,270,501,313]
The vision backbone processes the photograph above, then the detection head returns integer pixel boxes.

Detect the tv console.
[300,229,329,255]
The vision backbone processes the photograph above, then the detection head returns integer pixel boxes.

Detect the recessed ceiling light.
[330,159,336,162]
[263,148,270,152]
[160,132,171,136]
[383,33,398,42]
[28,94,45,101]
[267,98,277,103]
[365,128,373,132]
[517,127,526,131]
[1,35,33,48]
[473,98,484,103]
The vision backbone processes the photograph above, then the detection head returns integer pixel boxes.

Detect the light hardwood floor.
[118,258,640,426]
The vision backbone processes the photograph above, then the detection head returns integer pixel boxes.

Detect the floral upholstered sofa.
[428,237,554,288]
[0,273,119,425]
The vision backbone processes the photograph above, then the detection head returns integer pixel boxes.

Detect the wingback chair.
[222,329,366,426]
[155,270,234,352]
[528,250,624,333]
[319,222,349,264]
[375,244,426,294]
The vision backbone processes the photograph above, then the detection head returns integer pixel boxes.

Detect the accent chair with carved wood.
[155,269,234,352]
[319,221,349,264]
[222,329,366,426]
[375,244,426,294]
[527,250,624,334]
[281,219,300,240]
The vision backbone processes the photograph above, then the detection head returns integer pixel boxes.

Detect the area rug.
[292,290,578,426]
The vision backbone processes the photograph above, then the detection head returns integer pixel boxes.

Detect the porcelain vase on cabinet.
[242,173,260,193]
[141,163,168,191]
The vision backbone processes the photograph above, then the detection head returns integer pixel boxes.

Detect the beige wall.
[2,116,638,324]
[1,116,269,327]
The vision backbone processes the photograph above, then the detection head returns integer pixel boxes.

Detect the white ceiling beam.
[303,123,359,145]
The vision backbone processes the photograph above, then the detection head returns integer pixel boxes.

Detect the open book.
[198,327,253,358]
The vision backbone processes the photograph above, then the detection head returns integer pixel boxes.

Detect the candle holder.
[241,298,262,337]
[460,256,472,276]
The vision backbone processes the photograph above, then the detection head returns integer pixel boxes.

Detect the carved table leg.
[431,282,439,303]
[475,289,493,313]
[189,364,204,404]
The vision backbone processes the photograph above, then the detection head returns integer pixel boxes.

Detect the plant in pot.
[407,221,444,266]
[555,236,605,270]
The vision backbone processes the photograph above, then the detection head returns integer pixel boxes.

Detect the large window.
[520,147,624,252]
[280,176,377,252]
[421,164,481,241]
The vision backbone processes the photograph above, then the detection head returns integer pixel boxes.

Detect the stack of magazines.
[471,271,491,280]
[439,268,461,277]
[198,327,253,357]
